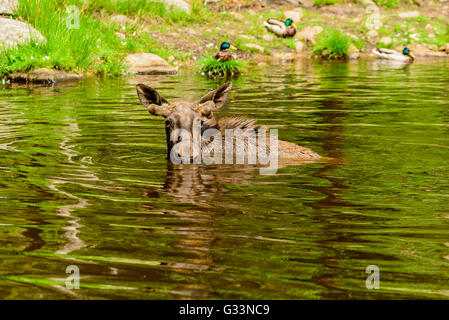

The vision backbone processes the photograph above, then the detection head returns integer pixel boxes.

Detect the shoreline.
[1,0,448,84]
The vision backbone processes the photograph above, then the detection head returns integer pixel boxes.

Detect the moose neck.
[165,124,173,157]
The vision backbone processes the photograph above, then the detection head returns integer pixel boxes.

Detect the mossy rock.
[8,68,83,84]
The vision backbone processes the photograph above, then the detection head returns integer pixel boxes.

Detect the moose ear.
[136,84,168,106]
[136,84,170,117]
[196,82,232,108]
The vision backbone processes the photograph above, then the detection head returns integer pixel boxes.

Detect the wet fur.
[136,82,321,163]
[202,116,320,161]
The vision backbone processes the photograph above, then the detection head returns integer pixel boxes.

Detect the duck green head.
[219,41,236,51]
[220,42,230,50]
[285,18,293,27]
[402,47,415,58]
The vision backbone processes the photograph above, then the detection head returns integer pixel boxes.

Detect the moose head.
[136,82,232,161]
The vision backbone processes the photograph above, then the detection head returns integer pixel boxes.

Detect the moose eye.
[200,120,204,126]
[165,119,172,126]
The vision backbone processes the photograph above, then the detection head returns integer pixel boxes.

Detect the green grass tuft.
[374,0,402,8]
[0,0,127,77]
[313,29,352,59]
[314,0,343,6]
[84,0,211,24]
[0,0,198,77]
[198,55,247,77]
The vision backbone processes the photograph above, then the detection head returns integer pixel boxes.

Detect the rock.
[8,68,82,85]
[439,44,449,52]
[284,9,303,23]
[185,28,196,36]
[379,36,392,45]
[239,35,255,40]
[359,0,376,6]
[203,0,220,4]
[244,43,265,53]
[425,24,434,31]
[428,44,438,51]
[428,33,436,39]
[0,0,17,15]
[124,53,176,75]
[158,0,191,13]
[410,33,420,41]
[230,12,244,21]
[398,11,420,19]
[348,34,359,41]
[167,56,175,62]
[298,0,314,7]
[115,32,126,40]
[348,44,360,59]
[296,26,323,44]
[0,17,46,48]
[319,49,331,58]
[295,40,305,53]
[367,30,378,39]
[273,52,295,62]
[262,34,274,42]
[110,14,133,25]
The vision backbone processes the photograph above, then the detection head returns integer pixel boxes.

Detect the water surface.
[1,59,449,299]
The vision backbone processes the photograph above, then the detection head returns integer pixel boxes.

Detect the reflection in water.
[1,61,449,299]
[142,163,268,298]
[49,121,87,255]
[307,62,355,294]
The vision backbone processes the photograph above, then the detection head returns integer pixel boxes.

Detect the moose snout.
[170,140,201,164]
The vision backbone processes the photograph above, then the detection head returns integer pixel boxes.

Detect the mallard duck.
[264,18,296,38]
[215,42,237,62]
[372,47,415,62]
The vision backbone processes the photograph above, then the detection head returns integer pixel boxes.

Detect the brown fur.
[136,82,321,162]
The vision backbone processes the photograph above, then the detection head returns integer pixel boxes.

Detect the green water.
[1,59,449,299]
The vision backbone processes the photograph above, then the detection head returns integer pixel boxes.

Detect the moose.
[136,82,321,171]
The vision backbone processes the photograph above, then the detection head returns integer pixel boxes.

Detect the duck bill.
[409,52,415,59]
[230,45,237,51]
[292,23,297,28]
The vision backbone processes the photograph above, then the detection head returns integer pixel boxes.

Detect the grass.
[313,29,352,59]
[314,0,344,6]
[373,0,416,8]
[0,0,127,76]
[84,0,212,24]
[1,0,126,76]
[198,55,247,77]
[0,0,446,78]
[376,15,449,48]
[0,0,206,78]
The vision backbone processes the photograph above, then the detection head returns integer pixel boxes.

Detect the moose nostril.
[177,136,182,143]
